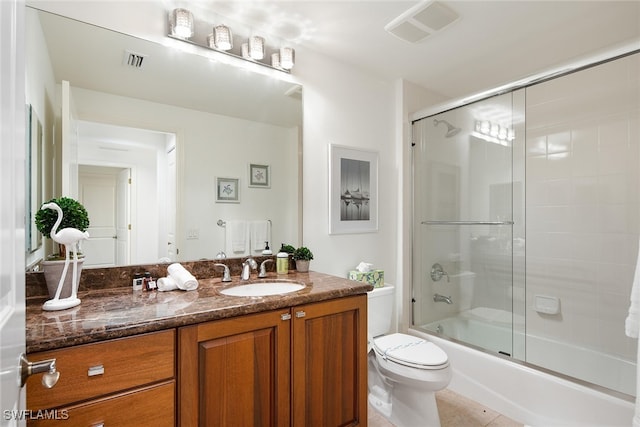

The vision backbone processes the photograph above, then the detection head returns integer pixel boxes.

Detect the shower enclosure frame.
[410,45,640,400]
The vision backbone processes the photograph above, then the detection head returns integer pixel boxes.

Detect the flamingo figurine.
[41,202,90,311]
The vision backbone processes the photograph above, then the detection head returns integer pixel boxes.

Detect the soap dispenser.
[276,244,289,275]
[262,241,273,255]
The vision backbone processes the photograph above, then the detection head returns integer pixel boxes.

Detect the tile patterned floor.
[368,389,524,427]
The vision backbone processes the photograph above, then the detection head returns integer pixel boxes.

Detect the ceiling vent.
[385,1,459,44]
[123,50,147,69]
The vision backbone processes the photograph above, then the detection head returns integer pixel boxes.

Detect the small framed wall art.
[249,163,270,188]
[328,144,378,234]
[215,177,240,203]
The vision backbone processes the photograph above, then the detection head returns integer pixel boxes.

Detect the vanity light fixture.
[279,47,295,70]
[213,24,233,51]
[241,43,251,59]
[169,8,194,39]
[249,35,265,60]
[271,52,281,68]
[167,10,293,73]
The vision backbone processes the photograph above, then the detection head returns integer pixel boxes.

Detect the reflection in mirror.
[26,105,43,253]
[25,7,302,269]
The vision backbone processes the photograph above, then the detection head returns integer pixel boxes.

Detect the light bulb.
[170,8,194,39]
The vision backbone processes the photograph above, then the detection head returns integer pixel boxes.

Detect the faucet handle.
[214,263,231,282]
[430,263,450,282]
[244,256,258,269]
[258,259,273,278]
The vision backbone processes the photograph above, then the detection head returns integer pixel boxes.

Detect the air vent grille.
[385,1,459,44]
[123,50,147,69]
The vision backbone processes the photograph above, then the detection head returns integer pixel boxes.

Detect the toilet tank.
[367,286,395,338]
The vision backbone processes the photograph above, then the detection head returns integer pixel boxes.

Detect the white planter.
[295,260,310,273]
[41,258,84,299]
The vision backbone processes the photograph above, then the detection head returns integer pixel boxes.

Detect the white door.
[116,168,131,265]
[79,167,119,267]
[0,0,27,424]
[60,80,79,198]
[167,147,177,261]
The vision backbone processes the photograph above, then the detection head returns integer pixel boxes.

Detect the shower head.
[433,118,461,138]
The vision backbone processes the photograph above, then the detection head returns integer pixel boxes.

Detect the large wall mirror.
[25,7,302,269]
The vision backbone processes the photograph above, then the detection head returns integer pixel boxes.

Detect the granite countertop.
[26,271,373,353]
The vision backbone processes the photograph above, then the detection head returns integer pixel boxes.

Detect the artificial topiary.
[35,196,90,258]
[292,246,314,261]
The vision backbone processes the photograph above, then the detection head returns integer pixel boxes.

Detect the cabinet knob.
[281,313,292,321]
[295,310,306,318]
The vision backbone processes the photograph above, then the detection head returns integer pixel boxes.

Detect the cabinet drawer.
[28,380,175,427]
[27,330,175,410]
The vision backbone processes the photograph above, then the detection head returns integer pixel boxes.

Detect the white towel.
[225,220,249,254]
[167,263,199,291]
[250,220,271,252]
[626,238,640,338]
[625,238,640,427]
[157,276,178,292]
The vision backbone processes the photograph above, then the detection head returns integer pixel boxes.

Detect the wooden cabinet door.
[292,295,368,426]
[178,310,291,427]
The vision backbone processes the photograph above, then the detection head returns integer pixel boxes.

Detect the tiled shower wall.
[525,53,639,368]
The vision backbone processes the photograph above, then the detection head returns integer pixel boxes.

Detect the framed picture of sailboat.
[329,144,378,234]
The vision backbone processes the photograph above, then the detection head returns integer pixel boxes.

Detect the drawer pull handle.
[88,365,104,377]
[295,310,306,318]
[281,313,292,321]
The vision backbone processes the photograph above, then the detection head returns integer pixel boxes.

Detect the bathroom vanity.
[24,270,371,426]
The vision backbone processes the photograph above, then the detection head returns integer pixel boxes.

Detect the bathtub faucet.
[433,293,452,304]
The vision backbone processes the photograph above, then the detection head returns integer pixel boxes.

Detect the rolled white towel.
[157,276,178,292]
[167,263,199,291]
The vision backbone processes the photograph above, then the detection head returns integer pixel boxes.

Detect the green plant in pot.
[292,246,314,273]
[35,197,90,301]
[281,243,297,270]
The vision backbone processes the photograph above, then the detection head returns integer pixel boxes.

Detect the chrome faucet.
[258,259,273,278]
[241,256,258,280]
[214,263,231,282]
[433,293,453,304]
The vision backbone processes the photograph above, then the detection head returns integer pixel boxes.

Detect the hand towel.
[250,220,271,252]
[167,263,199,291]
[625,238,640,338]
[157,276,178,292]
[225,220,249,254]
[626,238,640,427]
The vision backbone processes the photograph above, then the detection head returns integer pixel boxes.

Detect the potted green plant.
[35,197,90,299]
[292,246,314,273]
[281,244,297,271]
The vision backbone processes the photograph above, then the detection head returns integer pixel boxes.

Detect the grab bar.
[421,220,514,226]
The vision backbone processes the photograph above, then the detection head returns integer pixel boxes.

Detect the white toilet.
[368,286,452,427]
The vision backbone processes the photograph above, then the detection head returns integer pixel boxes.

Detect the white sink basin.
[220,281,305,297]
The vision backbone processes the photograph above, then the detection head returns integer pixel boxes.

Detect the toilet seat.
[373,333,448,370]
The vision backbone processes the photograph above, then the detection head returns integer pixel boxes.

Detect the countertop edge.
[26,271,374,353]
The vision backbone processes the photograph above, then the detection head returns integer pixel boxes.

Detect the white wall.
[294,50,397,280]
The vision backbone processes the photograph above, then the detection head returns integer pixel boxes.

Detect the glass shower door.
[412,92,525,358]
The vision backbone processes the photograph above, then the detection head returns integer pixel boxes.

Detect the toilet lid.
[373,333,448,369]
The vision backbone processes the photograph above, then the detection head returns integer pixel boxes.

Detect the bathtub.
[411,314,636,426]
